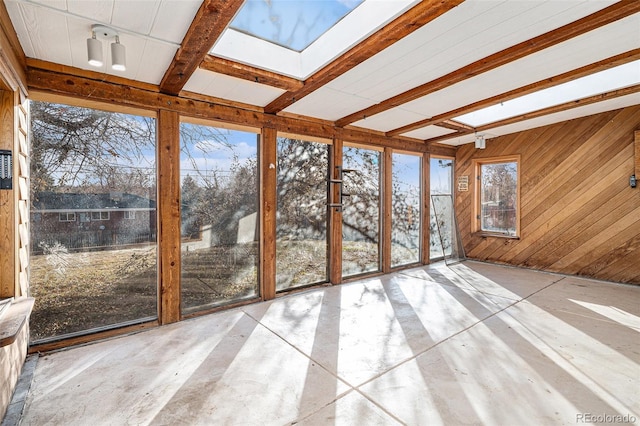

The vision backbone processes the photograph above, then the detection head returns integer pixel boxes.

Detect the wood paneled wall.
[0,91,28,298]
[456,105,640,285]
[0,90,15,297]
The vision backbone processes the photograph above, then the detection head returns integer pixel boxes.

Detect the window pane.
[480,162,518,235]
[30,101,157,341]
[342,146,380,277]
[276,137,328,290]
[391,153,420,267]
[430,158,453,260]
[180,124,259,313]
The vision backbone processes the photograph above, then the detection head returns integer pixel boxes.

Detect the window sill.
[0,297,35,347]
[473,232,520,240]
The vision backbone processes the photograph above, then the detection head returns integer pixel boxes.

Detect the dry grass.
[29,240,418,341]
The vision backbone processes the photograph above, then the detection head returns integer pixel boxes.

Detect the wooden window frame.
[124,211,136,220]
[472,155,521,238]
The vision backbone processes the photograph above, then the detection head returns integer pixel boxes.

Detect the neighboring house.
[31,191,157,252]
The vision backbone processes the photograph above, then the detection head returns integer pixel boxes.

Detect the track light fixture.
[86,31,103,67]
[87,24,126,71]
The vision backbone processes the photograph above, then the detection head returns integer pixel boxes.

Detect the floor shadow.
[149,313,261,424]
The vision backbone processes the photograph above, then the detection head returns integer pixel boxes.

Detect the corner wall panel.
[456,105,640,285]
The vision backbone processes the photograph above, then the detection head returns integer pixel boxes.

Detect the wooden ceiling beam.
[263,0,464,114]
[475,84,640,131]
[437,119,474,132]
[200,55,304,91]
[159,0,244,96]
[422,83,640,145]
[27,67,457,156]
[337,1,640,128]
[387,48,640,137]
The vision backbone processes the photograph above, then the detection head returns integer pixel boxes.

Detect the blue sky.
[431,158,453,194]
[180,125,258,181]
[230,0,363,51]
[178,124,454,199]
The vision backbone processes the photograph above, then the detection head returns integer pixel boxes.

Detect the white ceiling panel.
[324,0,512,95]
[3,1,34,57]
[134,40,179,84]
[150,0,202,44]
[184,70,285,107]
[67,0,113,25]
[456,61,640,127]
[438,93,640,147]
[182,67,211,93]
[25,0,65,10]
[320,0,616,106]
[283,87,375,121]
[402,126,455,140]
[111,0,160,35]
[373,13,640,129]
[298,0,417,79]
[17,3,71,64]
[351,107,428,133]
[213,29,302,79]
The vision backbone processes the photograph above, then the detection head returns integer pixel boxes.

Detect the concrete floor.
[16,261,640,425]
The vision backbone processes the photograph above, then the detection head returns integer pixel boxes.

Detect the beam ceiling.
[425,83,640,144]
[335,0,640,129]
[388,48,640,137]
[263,0,464,114]
[4,0,639,149]
[159,0,244,95]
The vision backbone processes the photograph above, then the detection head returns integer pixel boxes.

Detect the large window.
[391,153,421,268]
[30,101,157,342]
[276,136,329,291]
[474,156,520,237]
[180,122,259,313]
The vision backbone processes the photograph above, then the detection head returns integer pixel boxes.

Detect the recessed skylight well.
[213,0,420,80]
[455,60,640,127]
[229,0,364,52]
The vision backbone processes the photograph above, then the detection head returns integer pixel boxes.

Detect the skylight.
[229,0,364,52]
[454,60,640,127]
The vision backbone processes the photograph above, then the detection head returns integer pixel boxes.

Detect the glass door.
[430,157,454,261]
[342,146,381,277]
[179,122,259,314]
[391,153,421,268]
[276,136,329,291]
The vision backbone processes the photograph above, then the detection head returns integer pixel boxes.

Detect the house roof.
[3,0,639,147]
[32,191,156,212]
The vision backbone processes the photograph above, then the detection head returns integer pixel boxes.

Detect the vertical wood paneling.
[260,127,277,300]
[0,90,15,297]
[456,105,640,285]
[329,139,343,284]
[157,110,181,324]
[16,100,28,296]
